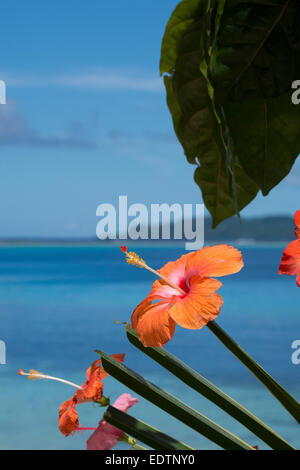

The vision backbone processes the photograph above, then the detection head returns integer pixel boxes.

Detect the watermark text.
[0,340,6,364]
[0,80,6,104]
[96,196,204,250]
[291,339,300,365]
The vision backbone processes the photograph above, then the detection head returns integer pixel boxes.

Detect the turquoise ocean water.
[0,245,299,450]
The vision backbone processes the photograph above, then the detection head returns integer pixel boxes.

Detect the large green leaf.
[162,14,258,227]
[212,0,300,195]
[160,0,300,225]
[194,154,259,228]
[213,0,300,103]
[225,93,300,195]
[162,16,211,165]
[160,0,205,75]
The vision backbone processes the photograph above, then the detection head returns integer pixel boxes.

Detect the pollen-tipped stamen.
[121,247,186,295]
[125,250,146,268]
[18,369,84,390]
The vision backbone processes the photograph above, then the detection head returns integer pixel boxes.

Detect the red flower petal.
[278,239,300,286]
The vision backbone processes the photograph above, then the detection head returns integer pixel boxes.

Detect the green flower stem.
[131,443,148,451]
[126,326,294,450]
[207,320,300,424]
[96,350,254,450]
[119,434,147,450]
[104,406,193,450]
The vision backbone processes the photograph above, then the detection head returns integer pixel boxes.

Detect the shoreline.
[0,240,289,249]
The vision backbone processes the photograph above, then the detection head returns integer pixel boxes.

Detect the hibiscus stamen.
[121,247,186,295]
[122,248,146,268]
[18,369,84,390]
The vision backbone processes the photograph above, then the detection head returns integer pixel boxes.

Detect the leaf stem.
[126,326,295,450]
[207,320,300,424]
[104,406,193,451]
[97,350,255,450]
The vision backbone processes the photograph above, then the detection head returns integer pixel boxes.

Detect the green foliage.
[160,0,300,226]
[207,321,300,424]
[225,94,300,195]
[126,326,294,450]
[214,0,300,102]
[96,349,255,450]
[96,332,297,449]
[104,406,194,450]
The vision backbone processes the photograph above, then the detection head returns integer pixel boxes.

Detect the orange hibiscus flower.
[294,210,300,239]
[122,245,243,347]
[278,210,300,286]
[19,354,125,437]
[59,354,125,436]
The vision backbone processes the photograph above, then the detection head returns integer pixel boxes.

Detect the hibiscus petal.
[86,393,138,450]
[59,399,79,436]
[112,393,139,413]
[158,252,190,282]
[278,239,300,286]
[86,354,125,381]
[169,277,223,329]
[156,252,194,294]
[187,275,223,295]
[131,299,175,347]
[59,354,126,437]
[295,210,300,239]
[185,245,243,278]
[86,425,121,450]
[86,359,102,380]
[74,371,104,404]
[149,278,182,300]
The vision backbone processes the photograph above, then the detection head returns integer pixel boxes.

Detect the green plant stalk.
[96,350,254,450]
[126,326,294,450]
[207,320,300,424]
[131,444,148,451]
[104,406,194,450]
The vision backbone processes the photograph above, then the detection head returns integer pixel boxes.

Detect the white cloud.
[2,68,163,92]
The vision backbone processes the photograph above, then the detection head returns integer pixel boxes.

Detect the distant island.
[204,215,294,242]
[0,215,295,245]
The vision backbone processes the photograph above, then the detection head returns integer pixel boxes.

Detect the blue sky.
[0,0,299,238]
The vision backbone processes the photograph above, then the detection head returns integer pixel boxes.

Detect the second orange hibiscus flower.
[278,209,300,286]
[59,354,125,436]
[122,245,244,348]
